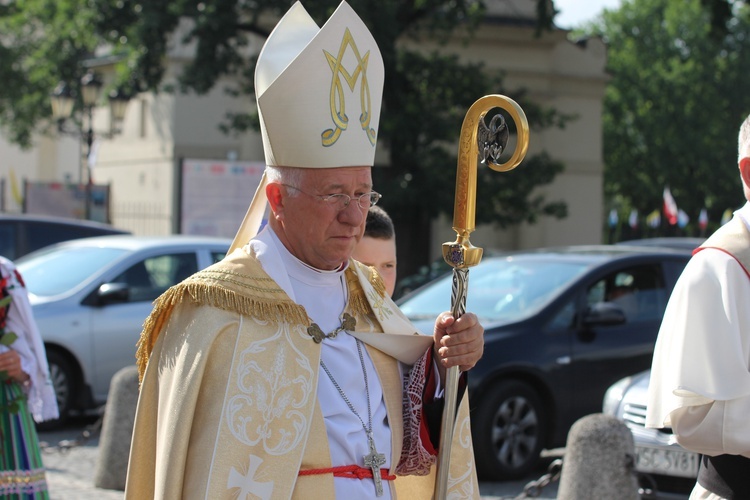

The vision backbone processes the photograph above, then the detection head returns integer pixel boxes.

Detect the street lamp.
[49,70,130,185]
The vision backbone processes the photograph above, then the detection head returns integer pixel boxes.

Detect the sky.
[553,0,623,29]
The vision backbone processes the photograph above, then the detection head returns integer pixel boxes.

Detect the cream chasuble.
[126,229,479,499]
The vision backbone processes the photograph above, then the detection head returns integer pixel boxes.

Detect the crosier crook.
[434,95,529,499]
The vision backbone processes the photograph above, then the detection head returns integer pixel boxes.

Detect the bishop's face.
[268,166,372,270]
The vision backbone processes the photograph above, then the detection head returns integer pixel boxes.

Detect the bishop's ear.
[266,182,285,217]
[740,157,750,187]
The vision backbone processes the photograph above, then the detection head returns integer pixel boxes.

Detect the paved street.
[37,417,559,500]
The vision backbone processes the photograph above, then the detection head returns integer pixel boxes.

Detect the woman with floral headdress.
[0,255,58,498]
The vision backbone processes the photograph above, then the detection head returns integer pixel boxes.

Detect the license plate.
[635,445,699,478]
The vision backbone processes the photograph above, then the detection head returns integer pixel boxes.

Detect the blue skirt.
[0,380,50,499]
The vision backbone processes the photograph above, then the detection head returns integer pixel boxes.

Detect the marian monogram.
[322,28,376,147]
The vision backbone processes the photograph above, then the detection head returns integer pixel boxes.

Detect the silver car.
[16,235,231,425]
[603,370,699,498]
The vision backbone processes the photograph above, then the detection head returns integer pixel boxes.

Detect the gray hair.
[265,166,304,196]
[739,114,750,161]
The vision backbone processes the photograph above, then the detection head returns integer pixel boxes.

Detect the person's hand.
[433,312,484,378]
[0,350,29,383]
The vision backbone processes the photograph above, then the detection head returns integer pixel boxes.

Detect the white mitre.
[230,1,385,252]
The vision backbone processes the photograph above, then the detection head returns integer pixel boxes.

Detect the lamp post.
[50,70,130,218]
[50,70,131,183]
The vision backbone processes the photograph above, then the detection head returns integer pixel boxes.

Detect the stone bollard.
[557,413,639,500]
[94,365,139,491]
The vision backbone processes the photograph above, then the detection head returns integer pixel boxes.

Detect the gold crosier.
[322,28,376,147]
[434,95,529,498]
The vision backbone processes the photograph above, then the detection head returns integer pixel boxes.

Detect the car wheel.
[37,350,75,430]
[472,380,547,480]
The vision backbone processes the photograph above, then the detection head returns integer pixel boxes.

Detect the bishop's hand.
[432,312,484,382]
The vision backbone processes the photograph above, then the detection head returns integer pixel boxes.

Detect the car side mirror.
[96,282,130,305]
[583,302,626,326]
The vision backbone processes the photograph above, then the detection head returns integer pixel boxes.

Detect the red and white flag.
[663,186,678,225]
[628,209,638,229]
[698,208,708,231]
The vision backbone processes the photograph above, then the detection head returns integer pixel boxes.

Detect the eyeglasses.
[281,184,382,210]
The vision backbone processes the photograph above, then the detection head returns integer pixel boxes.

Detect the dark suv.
[0,214,129,260]
[397,245,693,480]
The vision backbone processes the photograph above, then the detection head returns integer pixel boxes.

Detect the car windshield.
[398,256,590,323]
[17,246,128,297]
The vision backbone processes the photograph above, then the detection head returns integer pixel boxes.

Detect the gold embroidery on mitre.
[321,28,376,147]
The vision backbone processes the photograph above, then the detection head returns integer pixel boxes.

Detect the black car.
[0,214,129,260]
[397,245,692,480]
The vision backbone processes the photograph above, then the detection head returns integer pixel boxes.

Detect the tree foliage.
[585,0,750,232]
[0,0,568,273]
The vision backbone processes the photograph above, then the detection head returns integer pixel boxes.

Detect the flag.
[628,209,638,229]
[87,139,101,184]
[663,186,678,225]
[9,167,23,207]
[608,209,619,228]
[646,209,661,228]
[721,208,733,225]
[677,209,690,228]
[698,209,708,231]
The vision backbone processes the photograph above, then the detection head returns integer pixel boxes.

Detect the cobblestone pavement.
[42,442,124,500]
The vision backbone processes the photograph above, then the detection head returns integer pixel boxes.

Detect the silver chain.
[319,338,373,438]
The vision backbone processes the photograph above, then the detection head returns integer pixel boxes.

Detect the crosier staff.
[434,95,529,498]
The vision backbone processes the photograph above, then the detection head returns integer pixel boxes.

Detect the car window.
[211,251,226,263]
[27,222,81,255]
[399,257,590,323]
[547,301,576,331]
[587,265,668,322]
[113,253,198,303]
[18,246,129,297]
[0,224,16,259]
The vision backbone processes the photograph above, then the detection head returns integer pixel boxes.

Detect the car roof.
[26,234,232,252]
[484,244,693,262]
[0,213,129,232]
[615,237,704,251]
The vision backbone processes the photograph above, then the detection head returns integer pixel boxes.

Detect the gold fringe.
[135,280,307,382]
[346,263,386,317]
[136,257,387,382]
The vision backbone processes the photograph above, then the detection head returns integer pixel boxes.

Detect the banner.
[180,159,266,237]
[24,181,111,223]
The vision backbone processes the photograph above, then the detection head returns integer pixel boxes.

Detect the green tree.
[585,0,750,236]
[0,0,567,275]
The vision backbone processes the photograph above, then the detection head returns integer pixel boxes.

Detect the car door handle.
[556,356,571,365]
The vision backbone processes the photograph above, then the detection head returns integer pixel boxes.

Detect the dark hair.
[364,205,394,240]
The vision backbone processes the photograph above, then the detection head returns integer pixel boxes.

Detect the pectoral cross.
[363,433,386,497]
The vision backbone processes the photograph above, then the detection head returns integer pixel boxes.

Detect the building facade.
[0,0,609,259]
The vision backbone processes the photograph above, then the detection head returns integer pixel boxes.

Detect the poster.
[180,159,266,237]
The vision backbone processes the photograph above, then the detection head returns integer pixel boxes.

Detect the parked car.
[393,258,451,299]
[0,213,129,260]
[396,245,692,479]
[16,235,231,425]
[616,237,705,252]
[603,370,698,497]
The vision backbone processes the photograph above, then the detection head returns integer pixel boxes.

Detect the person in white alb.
[125,2,484,498]
[646,113,750,499]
